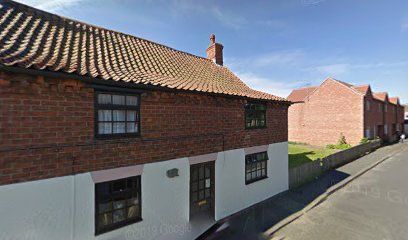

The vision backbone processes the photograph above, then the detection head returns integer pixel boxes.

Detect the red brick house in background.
[0,1,290,240]
[288,77,404,146]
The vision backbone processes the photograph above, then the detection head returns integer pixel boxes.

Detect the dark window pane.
[98,213,112,226]
[95,92,140,137]
[126,96,138,106]
[127,206,139,218]
[199,167,204,179]
[112,110,125,121]
[98,94,111,104]
[126,122,137,133]
[245,152,268,184]
[199,190,204,200]
[205,167,210,178]
[192,182,198,192]
[112,180,126,192]
[98,123,112,134]
[113,200,126,210]
[205,189,210,198]
[112,95,125,105]
[113,122,126,133]
[127,111,136,121]
[99,202,112,213]
[113,209,126,223]
[98,110,112,121]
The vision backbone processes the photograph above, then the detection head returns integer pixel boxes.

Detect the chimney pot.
[206,34,224,66]
[210,34,216,44]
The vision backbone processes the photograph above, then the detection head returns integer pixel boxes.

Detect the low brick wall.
[289,139,382,188]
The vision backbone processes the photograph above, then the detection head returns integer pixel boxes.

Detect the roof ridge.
[3,0,211,61]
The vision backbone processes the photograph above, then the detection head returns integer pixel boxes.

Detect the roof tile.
[0,1,288,102]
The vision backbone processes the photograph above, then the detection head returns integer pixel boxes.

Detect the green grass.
[288,143,338,168]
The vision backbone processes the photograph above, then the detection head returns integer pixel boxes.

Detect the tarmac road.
[274,142,408,240]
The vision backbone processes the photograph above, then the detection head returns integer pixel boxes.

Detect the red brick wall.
[0,71,288,185]
[364,97,384,139]
[288,79,364,146]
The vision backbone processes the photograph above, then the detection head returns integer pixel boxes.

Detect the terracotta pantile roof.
[352,85,370,94]
[288,78,400,104]
[389,97,400,105]
[287,86,317,102]
[373,92,388,102]
[0,1,287,102]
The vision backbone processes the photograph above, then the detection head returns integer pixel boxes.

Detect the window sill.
[95,133,141,140]
[245,176,268,185]
[245,126,267,130]
[95,217,143,236]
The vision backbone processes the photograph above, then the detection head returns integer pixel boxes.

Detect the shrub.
[338,133,348,145]
[360,137,369,144]
[336,143,352,150]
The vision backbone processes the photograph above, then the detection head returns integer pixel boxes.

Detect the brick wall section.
[0,71,288,185]
[364,97,385,139]
[288,79,364,146]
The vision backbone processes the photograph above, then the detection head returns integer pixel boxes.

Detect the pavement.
[202,142,408,240]
[271,141,408,240]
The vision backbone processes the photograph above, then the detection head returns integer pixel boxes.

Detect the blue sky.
[17,0,408,103]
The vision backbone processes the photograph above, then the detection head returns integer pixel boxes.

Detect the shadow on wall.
[202,169,350,240]
[288,151,315,168]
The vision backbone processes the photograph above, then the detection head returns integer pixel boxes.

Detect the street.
[274,142,408,240]
[202,142,407,240]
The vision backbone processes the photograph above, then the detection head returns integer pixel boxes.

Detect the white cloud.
[227,49,305,70]
[168,0,247,29]
[314,63,350,76]
[15,0,86,12]
[236,71,307,98]
[210,7,248,30]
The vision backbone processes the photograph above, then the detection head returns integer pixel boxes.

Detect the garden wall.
[289,139,382,188]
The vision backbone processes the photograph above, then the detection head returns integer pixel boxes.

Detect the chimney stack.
[206,34,223,66]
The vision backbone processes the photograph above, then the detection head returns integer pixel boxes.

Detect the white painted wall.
[215,142,288,220]
[75,157,193,240]
[0,142,288,240]
[0,176,74,240]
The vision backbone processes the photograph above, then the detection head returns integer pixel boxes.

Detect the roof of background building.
[0,0,288,102]
[287,86,317,102]
[288,78,401,105]
[373,92,388,102]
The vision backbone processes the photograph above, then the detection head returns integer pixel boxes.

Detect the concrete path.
[203,142,407,240]
[272,142,408,240]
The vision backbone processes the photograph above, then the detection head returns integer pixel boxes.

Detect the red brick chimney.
[206,34,224,66]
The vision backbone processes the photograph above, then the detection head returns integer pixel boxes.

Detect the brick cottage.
[288,78,404,146]
[0,1,290,240]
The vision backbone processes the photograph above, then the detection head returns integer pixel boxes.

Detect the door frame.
[189,161,215,219]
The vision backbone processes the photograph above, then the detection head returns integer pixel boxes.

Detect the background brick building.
[288,78,404,146]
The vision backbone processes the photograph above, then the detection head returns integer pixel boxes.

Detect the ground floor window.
[95,176,141,235]
[365,128,371,139]
[245,151,268,184]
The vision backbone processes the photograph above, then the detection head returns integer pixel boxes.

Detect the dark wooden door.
[190,162,215,217]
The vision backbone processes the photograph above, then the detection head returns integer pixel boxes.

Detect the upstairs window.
[95,92,140,137]
[245,152,268,184]
[245,102,267,129]
[366,100,370,111]
[95,176,142,235]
